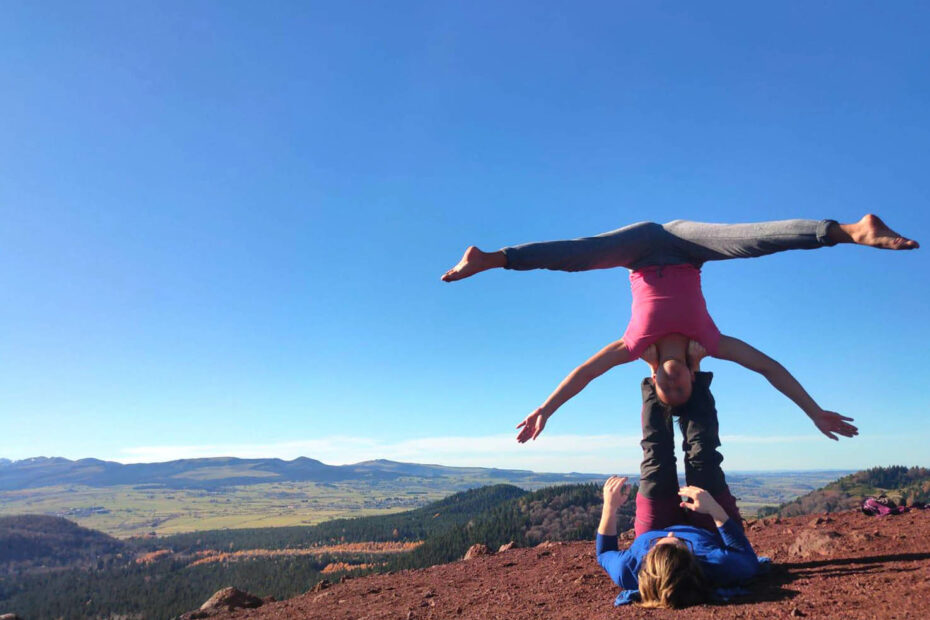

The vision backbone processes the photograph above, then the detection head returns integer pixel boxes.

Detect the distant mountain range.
[0,456,609,491]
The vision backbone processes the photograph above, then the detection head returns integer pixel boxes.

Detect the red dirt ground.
[210,508,930,619]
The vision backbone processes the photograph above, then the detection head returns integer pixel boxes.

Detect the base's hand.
[809,409,858,441]
[687,340,708,371]
[678,486,721,516]
[688,340,707,359]
[679,485,730,525]
[603,476,631,510]
[516,409,548,443]
[641,344,659,370]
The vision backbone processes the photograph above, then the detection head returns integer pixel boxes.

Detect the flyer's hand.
[641,344,659,370]
[688,340,708,363]
[516,409,547,443]
[809,409,858,441]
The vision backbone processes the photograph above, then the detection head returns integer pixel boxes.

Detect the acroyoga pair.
[441,215,917,608]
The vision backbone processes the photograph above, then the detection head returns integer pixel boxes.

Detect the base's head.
[637,538,707,609]
[653,359,694,407]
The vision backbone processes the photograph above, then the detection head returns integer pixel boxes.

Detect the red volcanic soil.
[213,509,930,619]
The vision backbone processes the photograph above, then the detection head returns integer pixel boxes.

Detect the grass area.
[171,465,281,480]
[0,481,451,537]
[726,471,854,516]
[0,470,851,536]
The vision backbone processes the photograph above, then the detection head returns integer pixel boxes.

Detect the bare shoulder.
[715,334,776,372]
[604,339,628,353]
[714,335,750,359]
[591,339,631,366]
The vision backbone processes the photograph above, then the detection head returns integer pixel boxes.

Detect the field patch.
[187,541,422,566]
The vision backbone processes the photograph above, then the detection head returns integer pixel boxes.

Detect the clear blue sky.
[2,1,928,473]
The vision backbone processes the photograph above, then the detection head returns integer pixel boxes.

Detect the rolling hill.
[758,465,930,517]
[0,515,127,575]
[0,481,630,618]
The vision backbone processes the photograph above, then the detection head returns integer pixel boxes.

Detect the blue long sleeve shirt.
[596,520,763,606]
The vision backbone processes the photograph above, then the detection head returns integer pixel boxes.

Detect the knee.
[640,459,678,494]
[641,438,675,467]
[677,417,720,452]
[641,413,674,445]
[641,431,674,457]
[641,440,674,468]
[684,441,722,466]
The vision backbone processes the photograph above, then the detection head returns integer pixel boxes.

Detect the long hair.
[637,543,708,609]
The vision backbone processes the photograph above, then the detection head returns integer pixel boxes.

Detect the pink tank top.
[621,264,720,360]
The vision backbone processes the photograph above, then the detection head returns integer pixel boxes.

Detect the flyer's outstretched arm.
[714,335,858,441]
[516,340,632,442]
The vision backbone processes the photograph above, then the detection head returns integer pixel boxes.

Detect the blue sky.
[1,1,928,474]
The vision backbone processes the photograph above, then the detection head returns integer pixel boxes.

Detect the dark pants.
[634,372,743,536]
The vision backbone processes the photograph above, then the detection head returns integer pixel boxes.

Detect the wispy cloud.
[720,434,821,444]
[118,433,639,469]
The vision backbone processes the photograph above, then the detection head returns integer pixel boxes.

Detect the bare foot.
[440,246,506,281]
[836,214,919,250]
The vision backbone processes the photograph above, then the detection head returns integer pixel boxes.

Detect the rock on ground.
[788,529,843,558]
[463,543,492,560]
[180,586,265,619]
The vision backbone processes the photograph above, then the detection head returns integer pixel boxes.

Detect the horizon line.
[0,454,871,476]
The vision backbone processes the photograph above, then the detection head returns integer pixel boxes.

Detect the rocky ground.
[204,508,930,619]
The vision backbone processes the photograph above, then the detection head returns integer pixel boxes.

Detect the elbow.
[759,359,784,379]
[573,367,597,383]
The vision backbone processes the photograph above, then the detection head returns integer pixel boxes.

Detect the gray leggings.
[501,219,838,272]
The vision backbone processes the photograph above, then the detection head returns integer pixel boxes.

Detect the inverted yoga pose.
[596,373,764,608]
[440,215,917,441]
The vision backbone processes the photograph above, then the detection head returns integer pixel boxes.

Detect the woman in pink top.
[440,215,918,442]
